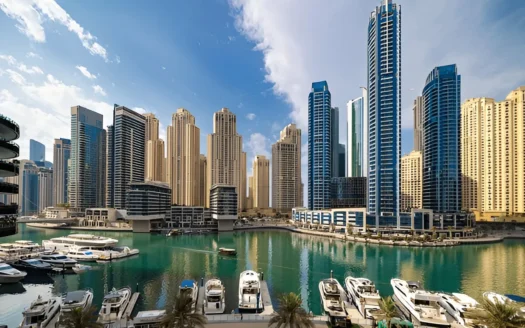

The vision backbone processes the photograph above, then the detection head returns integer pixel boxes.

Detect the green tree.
[57,305,102,328]
[161,292,207,328]
[268,292,314,328]
[376,296,397,328]
[464,298,525,328]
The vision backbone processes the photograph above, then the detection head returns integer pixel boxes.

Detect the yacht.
[60,289,94,317]
[98,287,132,323]
[20,296,61,328]
[179,280,199,313]
[345,276,381,319]
[96,246,140,262]
[438,293,479,327]
[132,310,166,328]
[484,292,525,317]
[204,279,226,314]
[391,279,450,327]
[12,258,54,273]
[0,261,27,283]
[14,240,43,252]
[61,246,99,262]
[42,234,118,252]
[319,275,347,326]
[39,253,77,268]
[0,243,41,261]
[238,270,263,312]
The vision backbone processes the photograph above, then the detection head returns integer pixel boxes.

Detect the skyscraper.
[252,155,270,208]
[413,96,424,152]
[38,167,53,213]
[199,155,207,206]
[106,105,145,209]
[20,160,39,216]
[422,64,461,213]
[272,123,302,210]
[401,150,422,211]
[367,0,401,224]
[347,87,368,177]
[144,113,165,182]
[331,107,344,178]
[241,151,247,210]
[69,106,106,210]
[29,139,45,162]
[53,138,71,206]
[206,108,244,210]
[168,108,201,206]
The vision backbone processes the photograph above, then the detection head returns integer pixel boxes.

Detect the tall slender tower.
[252,155,270,208]
[347,87,368,177]
[199,155,207,206]
[241,151,247,210]
[413,96,424,152]
[144,113,165,182]
[29,139,45,162]
[367,0,401,225]
[53,138,71,206]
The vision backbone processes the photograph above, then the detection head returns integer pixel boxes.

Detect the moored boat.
[238,270,263,312]
[61,246,99,262]
[179,280,199,313]
[484,291,525,318]
[319,273,347,327]
[0,261,27,284]
[438,292,479,327]
[132,310,166,328]
[20,296,61,328]
[96,246,139,262]
[59,289,94,318]
[97,287,132,323]
[42,234,118,252]
[344,276,381,319]
[39,253,77,268]
[218,247,237,256]
[11,258,54,273]
[204,279,226,314]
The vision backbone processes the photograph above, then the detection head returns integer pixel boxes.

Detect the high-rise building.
[0,114,19,236]
[168,108,201,206]
[308,81,331,210]
[247,176,254,209]
[29,139,45,162]
[413,96,424,152]
[401,150,422,211]
[144,113,165,182]
[199,155,207,206]
[331,107,344,178]
[69,106,106,210]
[367,0,401,225]
[206,108,244,210]
[461,86,525,220]
[252,155,269,208]
[38,167,53,213]
[210,184,238,231]
[241,151,247,210]
[272,123,302,211]
[106,105,146,209]
[347,88,368,178]
[422,64,461,213]
[53,138,71,206]
[330,177,367,208]
[20,160,39,216]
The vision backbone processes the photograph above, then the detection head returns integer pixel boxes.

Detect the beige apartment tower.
[252,155,270,208]
[206,108,244,210]
[144,113,165,182]
[413,96,424,152]
[461,86,525,220]
[401,150,422,211]
[167,108,201,206]
[247,176,254,209]
[199,155,207,207]
[53,138,71,206]
[271,124,302,210]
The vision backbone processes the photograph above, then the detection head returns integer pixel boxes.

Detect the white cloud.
[0,0,108,60]
[26,52,42,59]
[246,113,256,120]
[161,66,166,70]
[75,65,96,79]
[92,85,106,96]
[115,55,120,64]
[5,69,27,85]
[133,107,147,114]
[0,54,43,74]
[245,132,270,159]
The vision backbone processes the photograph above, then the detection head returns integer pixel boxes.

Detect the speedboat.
[179,280,199,313]
[0,261,27,283]
[391,279,450,327]
[42,234,118,252]
[238,270,263,312]
[438,292,479,327]
[60,289,94,317]
[98,287,132,323]
[39,253,77,268]
[96,246,140,262]
[20,296,61,328]
[218,248,237,256]
[319,275,347,326]
[11,258,54,273]
[484,292,525,317]
[61,246,99,262]
[204,279,226,314]
[345,276,381,319]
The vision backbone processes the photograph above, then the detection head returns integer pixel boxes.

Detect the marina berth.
[20,296,61,328]
[238,270,264,312]
[344,276,381,319]
[204,279,226,314]
[0,261,27,283]
[98,287,132,323]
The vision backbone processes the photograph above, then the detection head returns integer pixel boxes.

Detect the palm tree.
[161,292,207,328]
[464,298,525,328]
[269,292,314,328]
[376,296,397,328]
[57,305,102,328]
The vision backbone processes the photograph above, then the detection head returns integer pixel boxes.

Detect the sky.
[1,0,525,205]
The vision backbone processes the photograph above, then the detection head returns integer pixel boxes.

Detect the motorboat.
[60,289,94,317]
[13,240,43,252]
[438,292,479,327]
[345,276,381,319]
[39,253,77,268]
[204,279,226,314]
[61,246,99,262]
[96,246,140,262]
[42,234,118,252]
[0,243,41,261]
[98,287,132,323]
[319,274,347,326]
[238,270,263,312]
[391,279,450,327]
[179,280,199,313]
[20,295,61,328]
[0,261,27,283]
[166,229,180,237]
[72,264,93,274]
[11,258,54,273]
[132,310,166,328]
[218,247,237,256]
[484,292,525,317]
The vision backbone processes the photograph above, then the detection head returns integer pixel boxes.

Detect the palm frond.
[268,292,314,328]
[161,292,207,328]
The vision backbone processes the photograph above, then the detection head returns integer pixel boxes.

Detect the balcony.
[0,160,18,177]
[0,182,18,194]
[0,204,18,215]
[0,140,19,159]
[0,115,20,141]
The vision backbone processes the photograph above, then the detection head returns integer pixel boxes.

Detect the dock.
[259,280,274,315]
[111,292,140,327]
[343,301,374,327]
[196,279,207,314]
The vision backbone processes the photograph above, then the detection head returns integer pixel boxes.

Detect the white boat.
[72,264,93,274]
[484,292,525,317]
[179,280,199,313]
[0,243,41,261]
[98,287,132,323]
[61,246,99,262]
[20,296,61,328]
[204,279,226,314]
[96,246,140,262]
[39,253,77,268]
[238,270,263,312]
[319,276,347,324]
[438,292,479,327]
[344,276,381,319]
[132,310,166,328]
[42,234,118,252]
[391,279,450,327]
[60,289,94,316]
[0,261,27,284]
[14,240,43,251]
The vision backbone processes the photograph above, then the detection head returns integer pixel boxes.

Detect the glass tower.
[367,0,401,225]
[422,64,461,212]
[308,81,331,210]
[347,87,368,178]
[29,139,45,162]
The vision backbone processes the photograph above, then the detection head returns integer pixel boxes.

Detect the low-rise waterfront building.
[210,184,237,231]
[166,206,217,230]
[330,177,367,208]
[79,208,128,228]
[126,181,171,233]
[42,206,69,219]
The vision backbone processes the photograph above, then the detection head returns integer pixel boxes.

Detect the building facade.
[347,88,368,177]
[367,0,401,225]
[29,139,45,162]
[308,81,332,210]
[401,150,422,211]
[53,138,71,206]
[331,107,344,178]
[37,167,53,214]
[0,114,20,236]
[252,155,270,208]
[20,160,39,216]
[422,64,461,213]
[210,184,237,231]
[167,206,217,230]
[413,96,424,152]
[199,155,207,207]
[144,113,165,182]
[330,177,367,208]
[127,181,171,232]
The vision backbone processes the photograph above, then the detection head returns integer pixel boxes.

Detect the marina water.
[1,226,525,327]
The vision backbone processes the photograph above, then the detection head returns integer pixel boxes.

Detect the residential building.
[413,96,424,152]
[401,150,422,211]
[347,87,368,177]
[144,113,166,182]
[422,64,461,213]
[206,108,244,210]
[199,155,207,206]
[247,176,254,209]
[461,86,525,220]
[42,207,68,219]
[37,167,53,214]
[53,138,71,206]
[127,181,171,232]
[79,208,127,228]
[271,123,302,211]
[252,155,270,208]
[0,114,19,236]
[331,177,367,208]
[107,105,146,209]
[20,160,39,216]
[367,0,401,226]
[210,184,237,231]
[167,206,216,230]
[241,151,247,210]
[331,107,344,178]
[308,81,332,210]
[69,106,106,210]
[29,139,45,162]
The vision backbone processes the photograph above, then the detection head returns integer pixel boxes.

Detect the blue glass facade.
[21,162,39,216]
[29,139,45,162]
[308,81,332,210]
[347,93,367,178]
[422,64,461,213]
[367,0,401,226]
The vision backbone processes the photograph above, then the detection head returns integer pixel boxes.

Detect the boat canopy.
[180,280,195,288]
[64,291,87,304]
[506,294,525,302]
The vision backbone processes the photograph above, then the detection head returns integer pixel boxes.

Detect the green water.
[2,226,525,327]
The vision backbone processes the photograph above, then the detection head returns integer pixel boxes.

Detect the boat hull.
[0,271,27,283]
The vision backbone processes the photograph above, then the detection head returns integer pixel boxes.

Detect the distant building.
[252,155,270,208]
[126,181,171,232]
[413,96,424,152]
[144,113,166,183]
[29,139,45,162]
[331,177,367,208]
[210,184,237,231]
[20,160,39,216]
[347,87,368,177]
[331,107,345,178]
[401,151,422,211]
[43,207,68,219]
[37,167,53,214]
[53,138,71,206]
[167,206,217,230]
[79,208,127,228]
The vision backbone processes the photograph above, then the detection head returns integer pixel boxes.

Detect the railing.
[0,181,18,194]
[0,160,19,175]
[0,139,20,156]
[0,204,18,214]
[0,115,20,140]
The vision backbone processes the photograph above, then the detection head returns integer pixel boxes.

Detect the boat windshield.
[325,295,340,301]
[359,285,376,293]
[104,296,122,303]
[207,296,221,302]
[414,299,431,306]
[84,251,93,255]
[243,287,258,294]
[25,315,45,324]
[0,266,12,271]
[54,256,68,260]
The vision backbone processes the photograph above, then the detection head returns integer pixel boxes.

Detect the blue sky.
[1,0,525,197]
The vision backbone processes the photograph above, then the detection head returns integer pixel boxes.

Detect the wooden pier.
[259,280,274,315]
[196,279,207,314]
